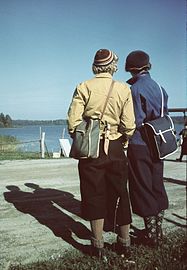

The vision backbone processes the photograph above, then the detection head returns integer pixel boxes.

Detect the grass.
[0,135,19,151]
[0,151,41,160]
[0,135,69,160]
[0,135,44,160]
[7,229,187,270]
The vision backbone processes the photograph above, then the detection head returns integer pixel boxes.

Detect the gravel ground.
[0,150,186,269]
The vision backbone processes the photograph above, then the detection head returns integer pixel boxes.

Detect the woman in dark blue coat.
[125,50,169,247]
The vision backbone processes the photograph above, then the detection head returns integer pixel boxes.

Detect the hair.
[130,65,151,75]
[92,53,118,75]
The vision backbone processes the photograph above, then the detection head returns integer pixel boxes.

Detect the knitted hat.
[125,50,151,71]
[93,49,115,66]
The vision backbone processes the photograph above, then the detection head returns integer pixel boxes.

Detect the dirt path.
[0,151,186,269]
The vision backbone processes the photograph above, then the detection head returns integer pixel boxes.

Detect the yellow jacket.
[67,73,136,140]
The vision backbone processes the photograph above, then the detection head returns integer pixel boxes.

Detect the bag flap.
[145,115,174,134]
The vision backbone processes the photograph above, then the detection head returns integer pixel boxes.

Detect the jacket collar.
[95,73,113,79]
[126,72,150,85]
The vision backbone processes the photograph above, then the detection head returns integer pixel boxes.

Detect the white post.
[39,126,42,139]
[41,132,45,158]
[39,127,42,155]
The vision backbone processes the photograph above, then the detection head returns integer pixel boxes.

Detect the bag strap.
[158,84,164,117]
[100,80,115,120]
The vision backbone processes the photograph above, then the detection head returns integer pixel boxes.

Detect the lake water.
[0,122,184,152]
[0,125,71,152]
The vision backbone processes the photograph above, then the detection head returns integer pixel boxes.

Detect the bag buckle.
[159,130,167,143]
[104,121,110,155]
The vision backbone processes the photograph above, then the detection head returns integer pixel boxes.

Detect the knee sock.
[117,235,131,247]
[144,216,157,240]
[156,210,165,241]
[91,237,104,248]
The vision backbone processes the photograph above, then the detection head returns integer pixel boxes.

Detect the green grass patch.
[0,135,43,160]
[0,135,19,151]
[0,151,41,160]
[7,229,187,270]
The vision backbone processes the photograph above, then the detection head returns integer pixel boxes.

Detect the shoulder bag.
[143,85,178,160]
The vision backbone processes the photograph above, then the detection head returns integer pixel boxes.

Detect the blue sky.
[0,0,186,120]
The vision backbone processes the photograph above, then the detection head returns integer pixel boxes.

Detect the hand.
[70,132,75,139]
[123,141,129,149]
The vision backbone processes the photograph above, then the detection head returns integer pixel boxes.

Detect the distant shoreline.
[0,116,184,129]
[10,116,184,127]
[12,119,67,127]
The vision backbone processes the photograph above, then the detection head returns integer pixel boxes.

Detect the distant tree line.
[12,117,185,126]
[0,113,12,128]
[12,119,67,126]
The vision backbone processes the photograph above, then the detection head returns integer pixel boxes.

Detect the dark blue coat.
[127,72,168,145]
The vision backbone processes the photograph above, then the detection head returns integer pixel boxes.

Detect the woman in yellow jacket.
[67,49,135,259]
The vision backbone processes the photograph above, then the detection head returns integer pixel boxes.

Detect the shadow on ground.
[164,177,186,186]
[3,183,92,254]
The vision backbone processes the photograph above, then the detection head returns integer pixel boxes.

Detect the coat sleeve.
[118,89,136,139]
[130,86,146,128]
[67,83,89,134]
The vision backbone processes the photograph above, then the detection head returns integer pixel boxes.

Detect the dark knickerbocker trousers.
[78,138,132,226]
[127,144,169,217]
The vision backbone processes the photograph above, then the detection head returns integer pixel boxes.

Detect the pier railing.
[168,108,187,122]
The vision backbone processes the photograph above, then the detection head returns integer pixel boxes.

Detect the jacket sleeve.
[131,86,147,128]
[67,84,88,134]
[118,89,136,139]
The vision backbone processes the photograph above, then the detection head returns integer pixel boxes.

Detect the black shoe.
[114,242,132,258]
[157,234,166,247]
[91,246,103,258]
[143,237,158,248]
[90,246,108,261]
